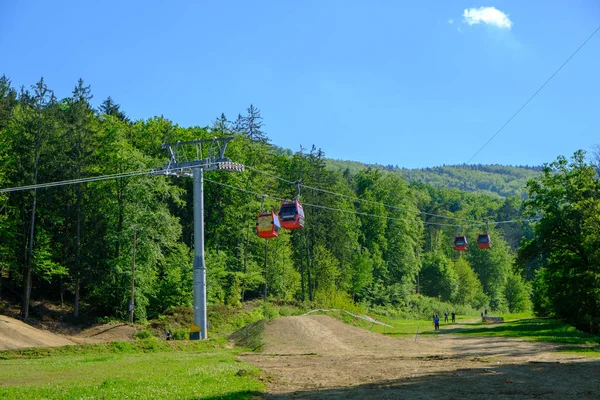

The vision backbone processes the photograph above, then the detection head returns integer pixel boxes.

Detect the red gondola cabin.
[278,200,305,230]
[454,235,468,251]
[256,211,281,239]
[477,233,491,249]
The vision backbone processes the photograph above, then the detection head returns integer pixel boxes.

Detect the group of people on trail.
[433,311,456,331]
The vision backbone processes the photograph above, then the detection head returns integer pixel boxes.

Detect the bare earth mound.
[70,323,137,344]
[0,315,75,350]
[0,314,136,350]
[240,315,600,399]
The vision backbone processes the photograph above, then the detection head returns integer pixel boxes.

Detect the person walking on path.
[444,311,449,323]
[434,315,440,331]
[451,311,456,323]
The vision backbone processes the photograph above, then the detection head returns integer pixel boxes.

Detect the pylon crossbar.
[158,136,243,340]
[159,137,243,176]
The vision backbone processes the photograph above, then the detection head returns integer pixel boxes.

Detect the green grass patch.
[378,314,480,337]
[228,319,266,352]
[497,312,535,321]
[301,309,481,338]
[331,309,600,356]
[0,341,264,399]
[369,295,479,320]
[442,317,600,345]
[557,346,600,357]
[0,337,229,360]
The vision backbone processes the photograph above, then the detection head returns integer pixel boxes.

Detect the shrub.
[504,273,532,313]
[109,341,135,353]
[137,337,166,351]
[172,328,188,341]
[370,294,478,320]
[134,329,154,340]
[260,302,279,319]
[314,289,364,314]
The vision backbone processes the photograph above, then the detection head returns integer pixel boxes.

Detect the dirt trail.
[240,315,600,399]
[0,314,136,350]
[0,315,75,350]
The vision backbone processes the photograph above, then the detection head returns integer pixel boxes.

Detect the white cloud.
[462,6,512,29]
[448,18,454,24]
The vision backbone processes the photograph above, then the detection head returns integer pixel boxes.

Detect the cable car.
[256,211,281,239]
[278,200,305,230]
[477,232,491,249]
[454,235,468,251]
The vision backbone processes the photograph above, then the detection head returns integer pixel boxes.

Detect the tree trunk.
[129,227,136,323]
[74,182,82,318]
[60,277,64,306]
[300,232,305,302]
[73,276,80,318]
[22,166,38,320]
[215,194,223,252]
[116,209,123,258]
[431,229,438,252]
[241,224,249,302]
[305,229,313,301]
[116,181,124,258]
[263,240,268,301]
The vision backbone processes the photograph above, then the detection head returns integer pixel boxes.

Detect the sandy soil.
[0,315,135,350]
[240,315,600,399]
[69,323,137,344]
[0,315,75,350]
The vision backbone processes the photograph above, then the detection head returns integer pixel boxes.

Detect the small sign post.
[189,324,201,340]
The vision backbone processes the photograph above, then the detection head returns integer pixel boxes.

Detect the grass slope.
[348,311,600,355]
[4,304,599,399]
[0,339,264,399]
[444,318,600,345]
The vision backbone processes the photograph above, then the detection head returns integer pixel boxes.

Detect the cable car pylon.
[158,137,244,340]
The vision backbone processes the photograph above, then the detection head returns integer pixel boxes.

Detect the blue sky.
[1,1,598,168]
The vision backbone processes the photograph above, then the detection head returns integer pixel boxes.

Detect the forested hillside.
[1,75,599,334]
[326,160,542,198]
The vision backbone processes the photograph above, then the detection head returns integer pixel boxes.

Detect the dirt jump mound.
[0,315,75,350]
[239,315,600,399]
[72,323,136,343]
[257,315,425,356]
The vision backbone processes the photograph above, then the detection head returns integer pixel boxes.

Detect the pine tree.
[99,96,129,122]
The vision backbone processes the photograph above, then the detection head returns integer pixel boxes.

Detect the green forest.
[1,76,599,334]
[326,159,542,198]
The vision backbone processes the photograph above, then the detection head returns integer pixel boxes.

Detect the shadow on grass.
[254,359,600,400]
[188,390,263,400]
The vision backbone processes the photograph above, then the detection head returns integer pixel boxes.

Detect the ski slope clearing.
[239,315,600,399]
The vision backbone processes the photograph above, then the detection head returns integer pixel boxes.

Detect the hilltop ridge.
[325,158,542,198]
